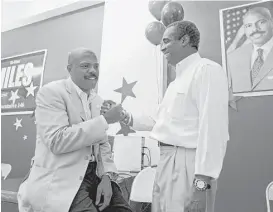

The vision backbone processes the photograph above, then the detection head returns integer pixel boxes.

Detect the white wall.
[1,0,83,29]
[99,0,164,135]
[98,0,162,166]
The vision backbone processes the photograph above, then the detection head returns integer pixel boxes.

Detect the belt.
[158,142,175,147]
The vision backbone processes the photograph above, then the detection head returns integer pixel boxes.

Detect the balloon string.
[155,45,161,105]
[158,46,162,105]
[154,46,157,104]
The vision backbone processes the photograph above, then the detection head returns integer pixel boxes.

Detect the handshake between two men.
[100,100,131,126]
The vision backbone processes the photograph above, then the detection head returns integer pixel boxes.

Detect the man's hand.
[184,187,206,212]
[101,100,116,115]
[102,104,125,124]
[120,110,132,126]
[95,175,112,211]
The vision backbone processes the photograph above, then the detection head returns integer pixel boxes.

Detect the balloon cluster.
[145,1,184,46]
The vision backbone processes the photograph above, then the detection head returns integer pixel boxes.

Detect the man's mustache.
[250,31,265,37]
[85,72,99,79]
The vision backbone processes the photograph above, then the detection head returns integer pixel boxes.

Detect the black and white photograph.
[220,0,273,96]
[1,1,273,212]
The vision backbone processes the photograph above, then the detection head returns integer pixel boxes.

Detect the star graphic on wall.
[14,118,23,131]
[114,78,137,103]
[23,135,28,140]
[228,89,243,111]
[9,89,20,105]
[30,111,36,124]
[30,110,35,118]
[229,96,243,111]
[18,86,28,99]
[116,123,135,136]
[26,82,38,97]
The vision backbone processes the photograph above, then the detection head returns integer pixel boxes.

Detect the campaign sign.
[1,50,47,115]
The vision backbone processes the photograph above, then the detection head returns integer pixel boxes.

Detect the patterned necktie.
[251,48,264,84]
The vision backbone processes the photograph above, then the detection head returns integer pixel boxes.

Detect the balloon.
[145,21,166,46]
[148,0,168,21]
[161,2,184,27]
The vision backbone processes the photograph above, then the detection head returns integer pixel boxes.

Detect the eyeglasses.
[79,62,99,70]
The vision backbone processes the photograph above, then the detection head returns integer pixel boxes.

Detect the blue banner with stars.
[1,50,47,115]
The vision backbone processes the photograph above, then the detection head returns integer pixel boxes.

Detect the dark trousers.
[69,162,132,212]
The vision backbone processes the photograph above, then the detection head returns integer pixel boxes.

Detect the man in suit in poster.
[227,7,273,93]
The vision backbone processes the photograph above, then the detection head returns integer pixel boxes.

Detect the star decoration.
[26,82,38,97]
[229,100,238,111]
[228,89,243,111]
[14,118,23,131]
[30,110,35,118]
[29,111,37,124]
[116,123,135,136]
[9,89,20,105]
[114,78,137,103]
[18,86,28,99]
[23,135,28,140]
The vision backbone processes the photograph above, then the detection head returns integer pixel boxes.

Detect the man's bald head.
[68,47,97,65]
[67,47,99,93]
[244,7,272,21]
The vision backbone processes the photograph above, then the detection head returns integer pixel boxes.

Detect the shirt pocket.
[167,85,187,120]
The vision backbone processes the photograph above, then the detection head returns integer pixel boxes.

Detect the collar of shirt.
[68,77,96,101]
[175,52,201,78]
[253,36,273,62]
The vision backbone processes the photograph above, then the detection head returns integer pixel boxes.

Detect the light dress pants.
[152,146,217,212]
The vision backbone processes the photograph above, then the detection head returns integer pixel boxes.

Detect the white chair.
[1,163,12,180]
[113,136,142,173]
[266,181,273,212]
[129,166,156,203]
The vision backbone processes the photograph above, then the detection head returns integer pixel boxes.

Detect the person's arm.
[194,64,229,181]
[102,100,156,131]
[98,140,118,177]
[127,112,156,131]
[36,85,109,155]
[96,97,118,178]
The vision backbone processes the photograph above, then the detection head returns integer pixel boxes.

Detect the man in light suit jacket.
[17,48,132,212]
[227,7,273,93]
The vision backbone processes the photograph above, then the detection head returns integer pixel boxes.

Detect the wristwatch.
[103,172,118,182]
[193,178,211,191]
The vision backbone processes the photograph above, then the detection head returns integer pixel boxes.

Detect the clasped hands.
[100,100,127,124]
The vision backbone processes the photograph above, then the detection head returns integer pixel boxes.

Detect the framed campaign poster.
[1,49,47,115]
[220,0,273,97]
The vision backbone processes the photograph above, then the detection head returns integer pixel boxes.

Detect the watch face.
[196,180,206,189]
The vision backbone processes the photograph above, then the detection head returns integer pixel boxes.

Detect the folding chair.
[1,163,12,180]
[266,181,273,212]
[129,166,156,203]
[128,137,159,212]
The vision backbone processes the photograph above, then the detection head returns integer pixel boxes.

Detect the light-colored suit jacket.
[17,78,117,212]
[227,43,273,93]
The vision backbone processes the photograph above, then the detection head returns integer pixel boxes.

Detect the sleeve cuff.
[100,115,109,130]
[194,169,220,180]
[102,172,119,182]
